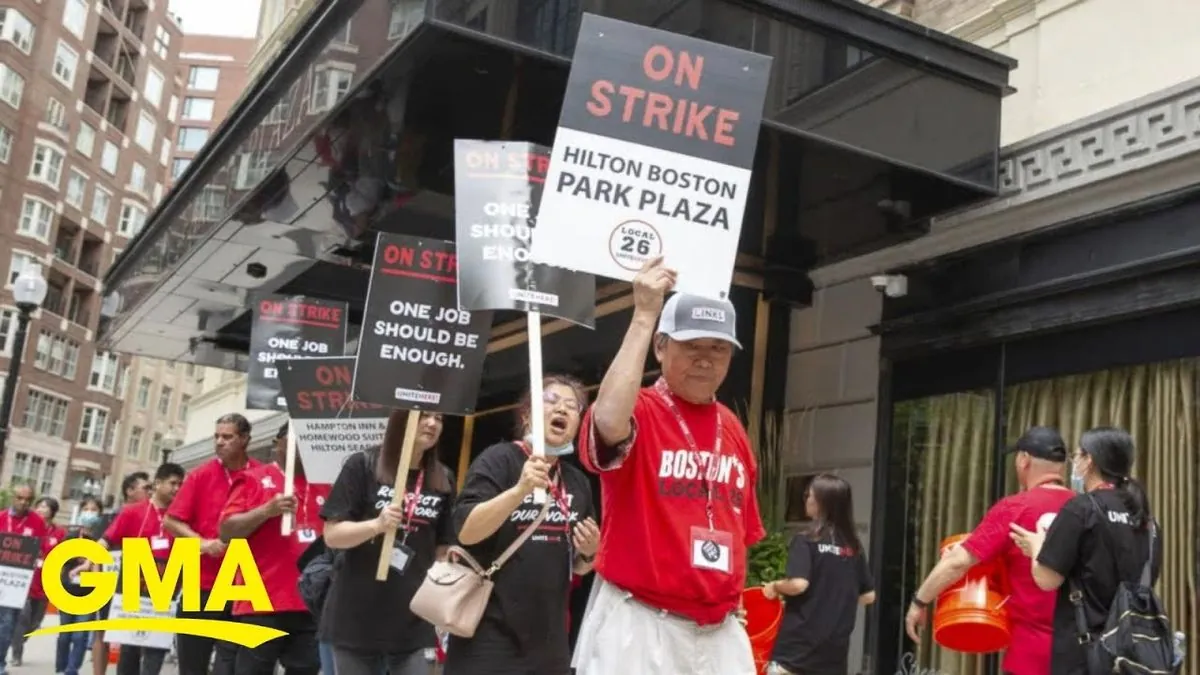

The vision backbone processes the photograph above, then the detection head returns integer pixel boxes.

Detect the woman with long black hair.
[763,474,875,675]
[319,410,454,675]
[1010,427,1163,675]
[445,374,600,675]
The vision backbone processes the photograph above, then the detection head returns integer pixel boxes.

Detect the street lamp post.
[0,265,48,472]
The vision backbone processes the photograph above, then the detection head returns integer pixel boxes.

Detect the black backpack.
[1069,494,1178,674]
[297,546,343,620]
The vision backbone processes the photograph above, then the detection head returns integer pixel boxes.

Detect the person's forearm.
[572,556,594,575]
[324,519,383,550]
[458,488,527,546]
[163,516,202,540]
[592,311,657,444]
[914,550,976,603]
[218,506,272,542]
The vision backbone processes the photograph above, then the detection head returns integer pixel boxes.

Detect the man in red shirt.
[573,258,766,675]
[9,495,62,667]
[0,484,47,675]
[164,413,262,675]
[100,462,185,675]
[220,422,329,675]
[905,426,1074,675]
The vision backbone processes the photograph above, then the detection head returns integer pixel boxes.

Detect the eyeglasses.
[544,391,581,413]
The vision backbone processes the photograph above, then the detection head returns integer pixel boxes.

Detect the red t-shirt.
[961,482,1075,675]
[220,463,329,616]
[30,525,66,600]
[167,457,261,590]
[104,500,174,560]
[578,386,766,625]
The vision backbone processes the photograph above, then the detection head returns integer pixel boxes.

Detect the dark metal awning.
[100,0,1014,405]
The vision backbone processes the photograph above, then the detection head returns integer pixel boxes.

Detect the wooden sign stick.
[527,312,547,505]
[281,427,298,536]
[375,410,421,581]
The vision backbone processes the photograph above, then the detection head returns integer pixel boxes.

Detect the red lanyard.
[294,481,310,528]
[516,442,571,516]
[137,503,166,538]
[654,377,723,531]
[401,471,425,533]
[3,511,29,533]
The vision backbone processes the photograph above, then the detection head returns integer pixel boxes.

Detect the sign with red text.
[351,233,492,413]
[247,295,349,410]
[453,140,596,327]
[0,535,39,609]
[529,13,772,301]
[278,356,389,483]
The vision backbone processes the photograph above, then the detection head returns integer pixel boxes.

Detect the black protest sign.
[278,356,389,484]
[453,139,596,327]
[529,13,773,301]
[247,295,348,410]
[351,234,492,413]
[0,535,39,610]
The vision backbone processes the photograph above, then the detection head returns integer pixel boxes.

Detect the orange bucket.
[743,587,784,674]
[932,534,1011,654]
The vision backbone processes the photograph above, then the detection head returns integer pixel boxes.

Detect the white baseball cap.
[656,293,742,349]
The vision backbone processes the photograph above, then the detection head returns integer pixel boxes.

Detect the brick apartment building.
[0,0,183,508]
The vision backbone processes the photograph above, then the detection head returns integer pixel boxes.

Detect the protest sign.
[529,13,773,301]
[105,594,178,649]
[0,534,39,609]
[247,295,348,410]
[453,140,596,327]
[279,356,389,484]
[351,233,492,414]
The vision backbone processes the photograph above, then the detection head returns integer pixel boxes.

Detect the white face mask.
[524,433,575,458]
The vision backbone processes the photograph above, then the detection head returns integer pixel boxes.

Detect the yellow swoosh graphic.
[27,618,286,648]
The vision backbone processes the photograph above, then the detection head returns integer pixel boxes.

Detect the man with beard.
[0,484,47,675]
[573,258,765,675]
[165,414,262,675]
[220,423,329,675]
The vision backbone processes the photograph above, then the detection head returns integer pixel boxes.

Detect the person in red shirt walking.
[164,413,262,675]
[573,258,766,675]
[9,496,65,667]
[100,463,185,675]
[904,426,1074,675]
[220,422,329,675]
[0,484,48,675]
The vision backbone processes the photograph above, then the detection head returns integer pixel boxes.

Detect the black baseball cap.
[1008,426,1067,462]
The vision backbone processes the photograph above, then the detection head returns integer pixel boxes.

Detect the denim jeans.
[0,606,20,675]
[55,612,93,675]
[319,642,335,674]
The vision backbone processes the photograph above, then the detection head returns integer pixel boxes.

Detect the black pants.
[117,645,169,675]
[176,588,238,675]
[233,612,319,675]
[332,645,431,675]
[10,597,47,661]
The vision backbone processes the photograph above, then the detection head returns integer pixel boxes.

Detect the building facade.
[169,34,255,184]
[0,0,183,508]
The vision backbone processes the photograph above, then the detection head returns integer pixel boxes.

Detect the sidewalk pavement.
[13,614,178,674]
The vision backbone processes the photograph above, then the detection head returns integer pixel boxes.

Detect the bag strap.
[485,499,551,577]
[1140,520,1157,588]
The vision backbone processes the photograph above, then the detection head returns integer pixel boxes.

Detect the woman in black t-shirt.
[1010,427,1162,675]
[319,410,455,675]
[445,374,600,675]
[763,474,875,675]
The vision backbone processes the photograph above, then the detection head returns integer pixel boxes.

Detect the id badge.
[150,537,170,551]
[389,542,414,574]
[690,526,733,574]
[296,529,317,544]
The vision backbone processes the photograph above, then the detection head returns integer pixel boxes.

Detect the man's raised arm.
[592,257,676,446]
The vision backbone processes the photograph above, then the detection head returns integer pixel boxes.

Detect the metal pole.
[0,305,34,473]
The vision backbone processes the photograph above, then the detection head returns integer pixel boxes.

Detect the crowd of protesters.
[0,258,1179,675]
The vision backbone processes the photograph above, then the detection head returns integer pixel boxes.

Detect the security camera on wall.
[870,274,908,298]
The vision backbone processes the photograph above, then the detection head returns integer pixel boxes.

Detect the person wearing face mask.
[447,374,600,675]
[0,484,48,675]
[165,413,262,675]
[1010,427,1163,675]
[56,497,103,675]
[320,410,455,675]
[9,497,65,667]
[905,426,1073,675]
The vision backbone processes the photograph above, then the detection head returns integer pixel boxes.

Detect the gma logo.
[29,538,286,648]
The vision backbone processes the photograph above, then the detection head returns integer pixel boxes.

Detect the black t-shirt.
[770,530,873,675]
[1037,488,1163,675]
[318,449,456,653]
[445,443,596,675]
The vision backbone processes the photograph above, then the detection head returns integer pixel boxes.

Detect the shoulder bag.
[409,499,550,638]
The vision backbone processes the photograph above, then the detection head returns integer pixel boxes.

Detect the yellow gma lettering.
[29,538,286,647]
